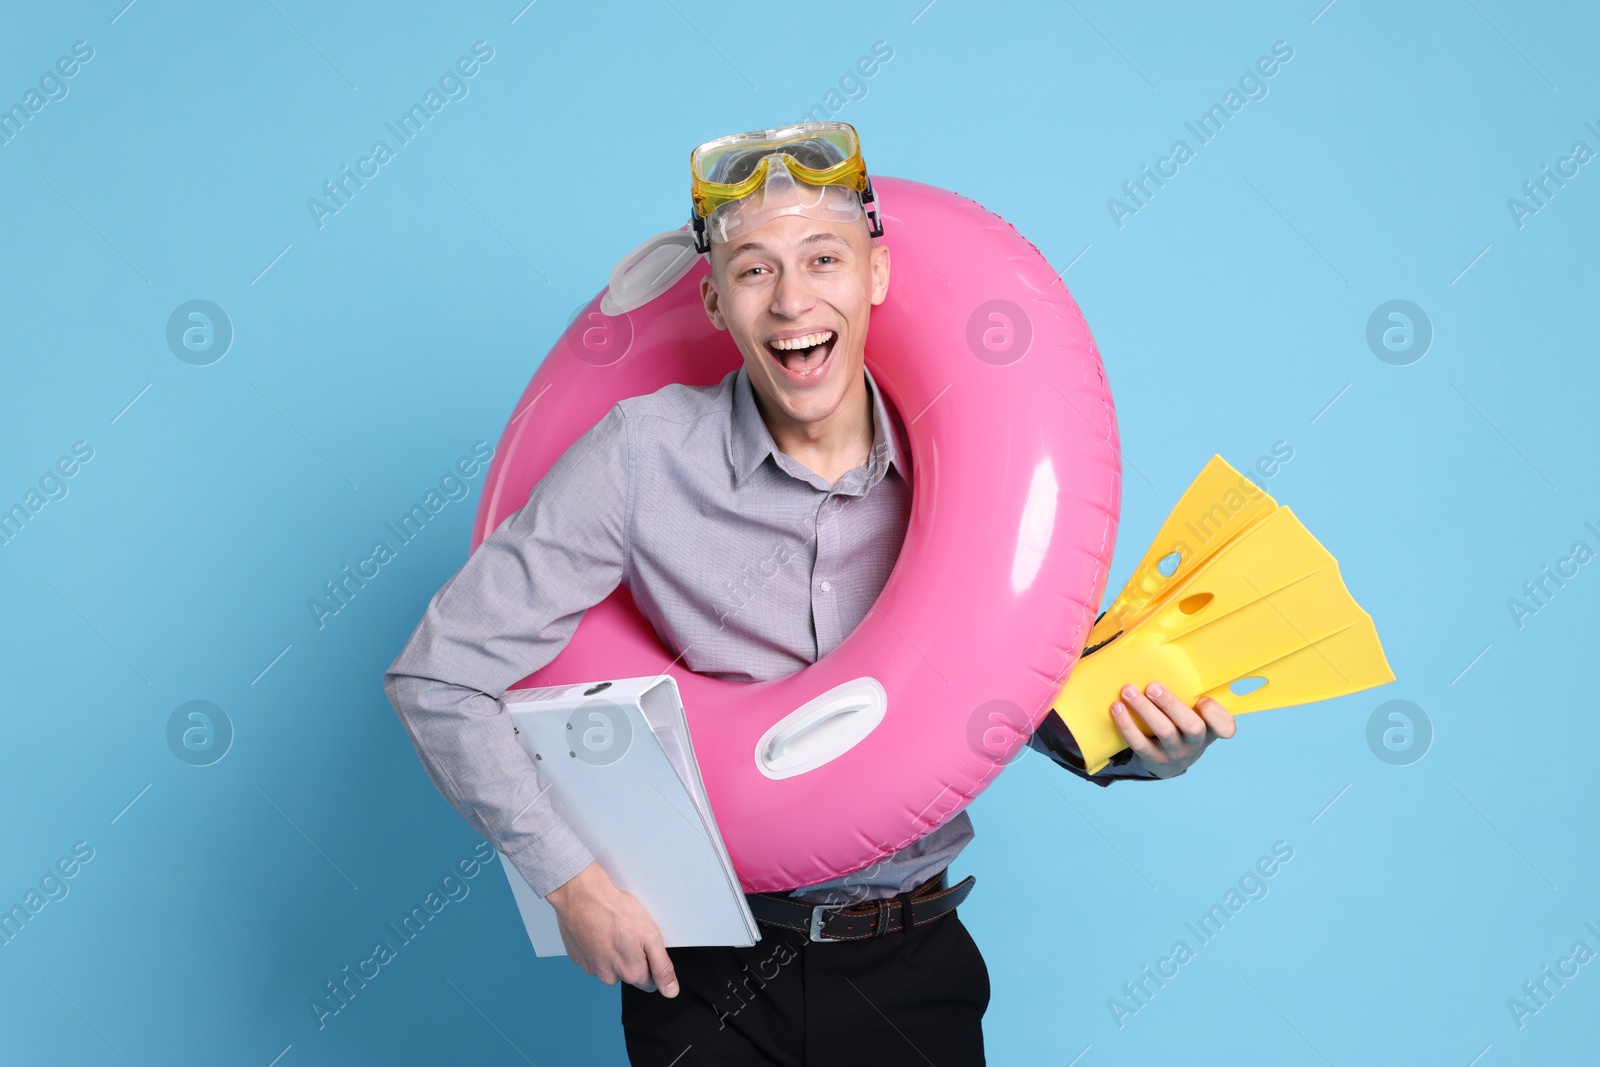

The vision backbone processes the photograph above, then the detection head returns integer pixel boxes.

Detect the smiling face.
[700,211,890,433]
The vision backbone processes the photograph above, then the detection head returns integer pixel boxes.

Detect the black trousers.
[619,898,989,1066]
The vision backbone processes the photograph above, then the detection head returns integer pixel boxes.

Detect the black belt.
[745,870,975,943]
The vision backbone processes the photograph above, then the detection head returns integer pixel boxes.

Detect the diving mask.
[689,121,884,253]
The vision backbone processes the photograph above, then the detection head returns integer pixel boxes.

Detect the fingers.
[610,901,677,997]
[1198,695,1237,739]
[1117,683,1184,756]
[610,945,652,990]
[644,937,680,998]
[1110,699,1166,765]
[1113,683,1228,767]
[1144,683,1209,742]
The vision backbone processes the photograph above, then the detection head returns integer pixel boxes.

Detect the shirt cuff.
[502,820,597,899]
[1028,710,1173,785]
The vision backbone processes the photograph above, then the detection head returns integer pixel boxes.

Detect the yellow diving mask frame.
[689,120,884,254]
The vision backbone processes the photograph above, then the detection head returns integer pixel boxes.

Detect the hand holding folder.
[496,676,759,957]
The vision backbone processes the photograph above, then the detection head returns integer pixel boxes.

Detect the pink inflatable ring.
[472,177,1120,893]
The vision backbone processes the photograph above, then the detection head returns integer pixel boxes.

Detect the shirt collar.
[729,363,909,489]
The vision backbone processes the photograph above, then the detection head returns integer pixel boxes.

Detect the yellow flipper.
[1052,455,1395,773]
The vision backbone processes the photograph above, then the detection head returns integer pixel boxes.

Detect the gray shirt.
[384,363,1156,908]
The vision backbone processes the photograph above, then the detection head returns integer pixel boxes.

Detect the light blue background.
[2,0,1595,1063]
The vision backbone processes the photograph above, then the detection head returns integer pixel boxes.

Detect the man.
[383,121,1236,1066]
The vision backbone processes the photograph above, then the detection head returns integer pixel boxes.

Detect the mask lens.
[689,122,875,250]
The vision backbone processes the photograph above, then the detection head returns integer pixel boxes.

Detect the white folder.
[495,675,759,956]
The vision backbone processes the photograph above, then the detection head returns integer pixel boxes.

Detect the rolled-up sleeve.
[383,403,631,897]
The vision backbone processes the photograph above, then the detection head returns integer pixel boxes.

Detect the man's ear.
[869,242,891,307]
[700,272,728,330]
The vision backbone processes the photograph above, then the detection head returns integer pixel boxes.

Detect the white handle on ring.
[598,229,701,316]
[755,676,887,780]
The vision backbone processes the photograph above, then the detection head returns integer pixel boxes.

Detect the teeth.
[769,330,834,351]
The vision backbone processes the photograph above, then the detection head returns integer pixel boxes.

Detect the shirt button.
[820,580,832,593]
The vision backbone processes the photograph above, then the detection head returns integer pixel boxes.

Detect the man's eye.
[741,266,768,277]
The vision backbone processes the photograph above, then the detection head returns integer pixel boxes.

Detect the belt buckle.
[807,902,848,942]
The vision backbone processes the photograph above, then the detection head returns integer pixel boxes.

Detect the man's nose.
[769,267,817,319]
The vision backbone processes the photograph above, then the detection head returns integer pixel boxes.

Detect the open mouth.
[765,329,837,383]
